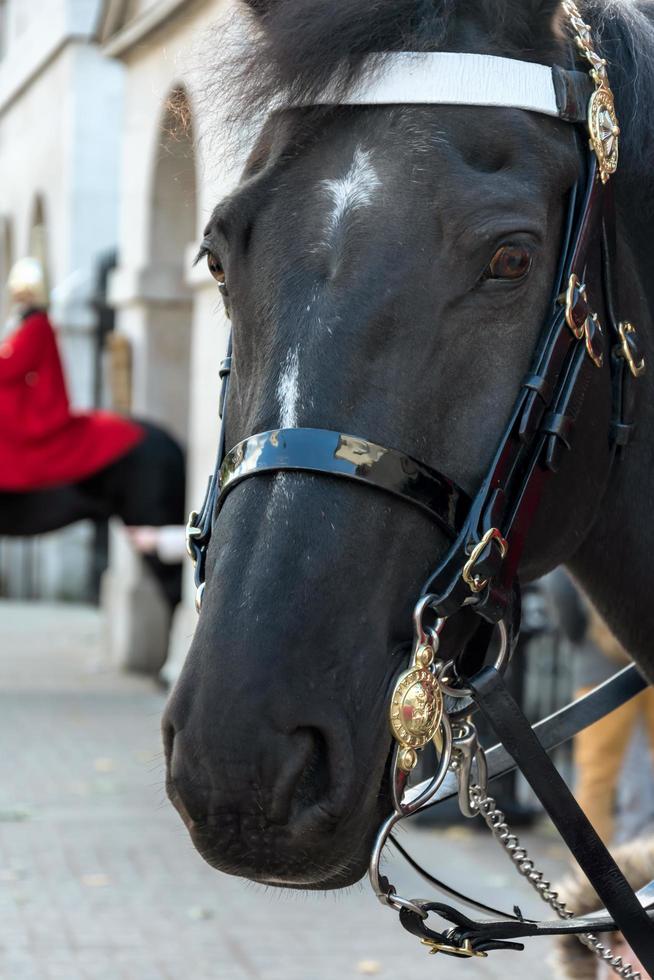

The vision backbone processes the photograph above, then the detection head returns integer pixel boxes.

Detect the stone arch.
[150,86,198,265]
[138,84,197,443]
[101,84,200,673]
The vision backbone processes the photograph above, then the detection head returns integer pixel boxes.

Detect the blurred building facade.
[0,0,124,599]
[0,0,232,672]
[97,0,232,673]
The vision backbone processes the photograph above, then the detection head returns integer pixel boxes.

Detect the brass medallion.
[588,85,619,184]
[389,667,443,771]
[563,0,620,183]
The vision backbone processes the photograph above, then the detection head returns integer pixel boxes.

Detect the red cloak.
[0,310,145,491]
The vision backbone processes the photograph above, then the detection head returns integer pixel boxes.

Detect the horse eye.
[207,253,226,286]
[486,244,533,281]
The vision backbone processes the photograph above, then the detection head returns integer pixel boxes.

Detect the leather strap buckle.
[186,509,209,612]
[462,528,508,594]
[421,938,487,958]
[561,274,603,367]
[563,273,590,338]
[185,509,203,561]
[618,321,646,378]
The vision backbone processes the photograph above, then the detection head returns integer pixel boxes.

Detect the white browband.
[308,52,562,117]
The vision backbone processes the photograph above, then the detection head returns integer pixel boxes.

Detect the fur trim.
[550,837,654,976]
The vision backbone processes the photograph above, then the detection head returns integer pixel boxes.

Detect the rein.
[186,2,653,973]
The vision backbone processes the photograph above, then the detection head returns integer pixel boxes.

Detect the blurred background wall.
[0,0,233,677]
[0,0,124,601]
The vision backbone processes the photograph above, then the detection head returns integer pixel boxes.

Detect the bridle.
[186,2,654,973]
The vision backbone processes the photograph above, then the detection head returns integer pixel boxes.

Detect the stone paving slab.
[0,601,568,979]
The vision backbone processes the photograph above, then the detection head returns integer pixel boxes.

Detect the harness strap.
[469,666,654,970]
[551,64,595,122]
[421,162,601,625]
[398,902,524,956]
[601,183,644,454]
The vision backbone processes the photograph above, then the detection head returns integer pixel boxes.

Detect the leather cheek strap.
[469,666,654,971]
[552,65,594,123]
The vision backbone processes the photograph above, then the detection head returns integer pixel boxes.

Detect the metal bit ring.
[437,618,510,698]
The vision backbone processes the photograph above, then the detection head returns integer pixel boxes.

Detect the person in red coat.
[0,258,144,491]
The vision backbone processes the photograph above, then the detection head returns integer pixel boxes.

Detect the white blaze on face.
[268,345,301,508]
[322,146,381,239]
[277,345,300,428]
[265,146,381,512]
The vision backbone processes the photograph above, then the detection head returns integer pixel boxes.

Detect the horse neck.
[568,178,654,680]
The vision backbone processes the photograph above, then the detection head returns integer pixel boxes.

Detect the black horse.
[164,0,654,894]
[0,421,185,608]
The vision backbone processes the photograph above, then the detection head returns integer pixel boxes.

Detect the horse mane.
[211,0,654,179]
[584,1,654,178]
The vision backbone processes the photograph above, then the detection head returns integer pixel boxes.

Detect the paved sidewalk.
[0,601,568,980]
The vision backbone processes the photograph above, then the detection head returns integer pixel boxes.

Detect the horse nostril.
[162,717,176,764]
[163,727,212,827]
[268,725,352,827]
[266,727,328,824]
[292,728,330,810]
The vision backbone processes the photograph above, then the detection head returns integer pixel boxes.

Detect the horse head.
[163,0,653,889]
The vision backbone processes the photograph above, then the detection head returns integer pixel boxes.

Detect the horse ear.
[533,0,568,32]
[242,0,277,16]
[514,0,569,44]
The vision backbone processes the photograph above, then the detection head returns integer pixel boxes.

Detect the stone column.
[101,261,193,673]
[100,520,172,674]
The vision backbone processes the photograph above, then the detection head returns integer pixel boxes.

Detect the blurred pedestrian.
[544,569,654,845]
[574,605,654,845]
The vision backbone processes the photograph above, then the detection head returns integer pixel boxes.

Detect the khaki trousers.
[574,686,654,845]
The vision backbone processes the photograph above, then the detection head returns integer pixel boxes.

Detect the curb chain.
[468,786,640,979]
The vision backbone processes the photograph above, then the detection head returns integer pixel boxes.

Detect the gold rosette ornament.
[389,661,444,773]
[562,0,620,183]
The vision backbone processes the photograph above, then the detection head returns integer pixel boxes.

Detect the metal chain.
[468,786,641,979]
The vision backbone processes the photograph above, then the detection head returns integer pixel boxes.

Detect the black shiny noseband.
[185,43,654,972]
[219,428,469,533]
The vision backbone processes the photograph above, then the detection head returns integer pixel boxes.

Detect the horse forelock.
[208,1,563,152]
[205,0,654,183]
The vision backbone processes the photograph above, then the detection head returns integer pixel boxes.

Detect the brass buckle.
[462,527,508,594]
[185,510,202,561]
[564,273,586,339]
[562,275,604,368]
[618,322,646,378]
[421,938,488,958]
